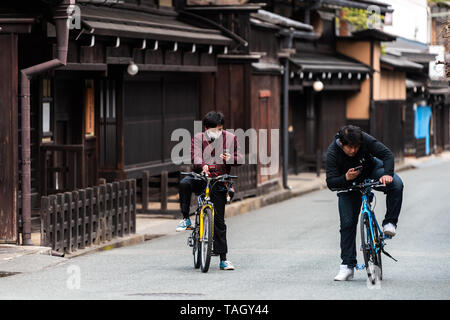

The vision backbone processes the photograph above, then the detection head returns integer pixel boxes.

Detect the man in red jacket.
[177,111,243,270]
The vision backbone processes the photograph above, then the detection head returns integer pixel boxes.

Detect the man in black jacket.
[326,125,403,281]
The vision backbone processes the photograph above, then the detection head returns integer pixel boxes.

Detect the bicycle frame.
[361,190,385,255]
[183,171,237,244]
[198,178,215,241]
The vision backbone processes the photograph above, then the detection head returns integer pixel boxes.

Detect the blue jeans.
[337,158,403,267]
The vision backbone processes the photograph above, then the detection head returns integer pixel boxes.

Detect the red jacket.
[191,130,243,175]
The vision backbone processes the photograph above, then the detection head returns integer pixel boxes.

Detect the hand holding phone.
[220,149,231,162]
[345,166,362,181]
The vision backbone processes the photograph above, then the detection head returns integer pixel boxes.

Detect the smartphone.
[353,165,363,171]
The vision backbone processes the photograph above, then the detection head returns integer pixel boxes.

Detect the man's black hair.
[338,125,363,146]
[203,111,225,129]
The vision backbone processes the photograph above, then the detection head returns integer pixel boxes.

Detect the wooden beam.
[137,64,217,73]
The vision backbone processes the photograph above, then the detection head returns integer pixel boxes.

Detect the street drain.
[127,292,204,297]
[0,271,21,278]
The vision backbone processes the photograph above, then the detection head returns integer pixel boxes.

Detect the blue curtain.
[414,106,432,155]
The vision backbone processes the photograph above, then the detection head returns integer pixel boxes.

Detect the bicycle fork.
[199,204,215,241]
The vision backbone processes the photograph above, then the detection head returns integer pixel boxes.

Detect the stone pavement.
[1,151,449,275]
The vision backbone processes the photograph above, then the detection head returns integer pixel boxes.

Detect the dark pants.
[179,176,228,254]
[337,158,404,268]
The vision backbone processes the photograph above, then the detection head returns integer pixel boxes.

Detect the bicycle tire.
[193,227,201,269]
[372,219,383,281]
[200,207,213,273]
[360,213,378,285]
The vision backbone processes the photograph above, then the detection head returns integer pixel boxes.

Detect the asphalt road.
[1,160,450,300]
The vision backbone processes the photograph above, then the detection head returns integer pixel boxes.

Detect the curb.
[225,182,327,218]
[64,234,145,259]
[0,245,52,261]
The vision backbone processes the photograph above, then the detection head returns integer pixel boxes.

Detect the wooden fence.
[140,170,180,215]
[230,163,258,200]
[138,162,258,215]
[40,179,137,253]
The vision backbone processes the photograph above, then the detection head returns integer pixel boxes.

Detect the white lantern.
[313,80,324,92]
[127,62,139,76]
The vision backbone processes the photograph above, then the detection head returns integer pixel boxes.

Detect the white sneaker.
[175,218,192,232]
[383,223,396,237]
[334,265,354,281]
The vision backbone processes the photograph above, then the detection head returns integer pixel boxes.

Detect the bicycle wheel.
[360,213,380,285]
[200,207,213,273]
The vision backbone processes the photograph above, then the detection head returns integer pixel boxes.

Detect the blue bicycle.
[337,179,397,284]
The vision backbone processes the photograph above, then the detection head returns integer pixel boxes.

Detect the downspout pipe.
[281,32,294,190]
[20,0,74,245]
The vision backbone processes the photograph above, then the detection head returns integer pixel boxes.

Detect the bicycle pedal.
[187,236,194,247]
[186,226,194,230]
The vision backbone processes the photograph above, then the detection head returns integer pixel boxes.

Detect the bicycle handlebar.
[333,179,382,193]
[181,171,238,181]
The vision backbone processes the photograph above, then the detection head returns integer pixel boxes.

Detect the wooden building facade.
[0,0,244,243]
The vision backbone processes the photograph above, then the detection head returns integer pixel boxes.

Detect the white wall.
[383,0,429,44]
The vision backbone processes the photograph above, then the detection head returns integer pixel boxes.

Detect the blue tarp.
[414,105,432,155]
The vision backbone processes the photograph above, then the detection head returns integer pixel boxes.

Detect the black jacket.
[326,132,394,191]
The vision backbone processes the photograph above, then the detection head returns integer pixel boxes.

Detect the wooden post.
[120,181,126,237]
[40,197,49,247]
[126,180,131,235]
[131,179,136,234]
[57,193,64,252]
[142,171,149,212]
[65,192,73,254]
[161,171,168,214]
[86,188,94,247]
[72,191,79,251]
[99,184,106,243]
[106,183,113,241]
[41,151,48,196]
[113,182,119,237]
[94,186,101,244]
[79,189,86,249]
[316,149,321,177]
[50,195,57,251]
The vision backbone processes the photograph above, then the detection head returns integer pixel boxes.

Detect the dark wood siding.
[122,73,199,170]
[319,92,347,154]
[250,74,281,184]
[99,79,119,168]
[0,34,18,243]
[289,90,347,172]
[370,100,405,161]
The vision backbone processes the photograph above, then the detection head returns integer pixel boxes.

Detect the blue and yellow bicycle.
[337,179,397,284]
[181,171,237,273]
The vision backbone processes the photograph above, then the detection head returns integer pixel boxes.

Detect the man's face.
[342,143,360,157]
[205,125,223,141]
